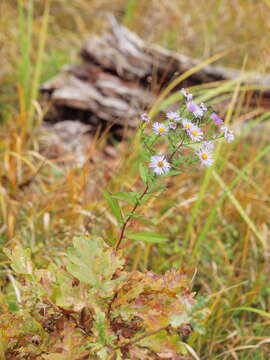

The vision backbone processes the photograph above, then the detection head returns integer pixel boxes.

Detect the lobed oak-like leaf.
[138,331,187,360]
[112,269,195,332]
[2,238,202,359]
[66,236,124,289]
[4,244,33,275]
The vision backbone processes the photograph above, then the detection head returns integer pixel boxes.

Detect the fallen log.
[41,15,270,128]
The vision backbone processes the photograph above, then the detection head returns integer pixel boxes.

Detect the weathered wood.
[41,15,270,127]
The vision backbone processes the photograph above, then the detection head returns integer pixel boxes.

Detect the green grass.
[0,0,270,359]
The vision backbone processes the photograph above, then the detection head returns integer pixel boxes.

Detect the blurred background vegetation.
[0,0,270,359]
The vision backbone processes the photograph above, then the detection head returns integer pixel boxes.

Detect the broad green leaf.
[170,313,190,328]
[103,191,123,223]
[127,231,168,243]
[138,331,186,357]
[4,245,33,275]
[67,236,124,288]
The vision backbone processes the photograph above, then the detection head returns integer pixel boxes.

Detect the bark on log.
[41,15,270,127]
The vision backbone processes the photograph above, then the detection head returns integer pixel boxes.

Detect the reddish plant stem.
[115,185,149,251]
[168,136,185,162]
[115,137,185,251]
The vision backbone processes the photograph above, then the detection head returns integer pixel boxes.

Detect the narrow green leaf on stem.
[103,191,123,223]
[127,231,168,243]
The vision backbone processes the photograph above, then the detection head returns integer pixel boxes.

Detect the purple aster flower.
[210,113,224,125]
[140,113,150,122]
[186,101,204,118]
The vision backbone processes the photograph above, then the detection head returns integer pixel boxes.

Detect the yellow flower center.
[202,153,208,160]
[185,124,191,129]
[159,127,165,133]
[157,161,164,167]
[191,131,198,136]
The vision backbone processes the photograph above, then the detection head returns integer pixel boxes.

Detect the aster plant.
[113,88,235,251]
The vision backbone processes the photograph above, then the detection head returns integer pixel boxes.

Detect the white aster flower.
[140,113,150,122]
[186,101,204,118]
[166,111,181,122]
[152,122,169,135]
[168,121,177,130]
[149,155,171,175]
[187,125,204,142]
[210,112,224,125]
[220,126,235,143]
[196,147,214,167]
[181,118,194,132]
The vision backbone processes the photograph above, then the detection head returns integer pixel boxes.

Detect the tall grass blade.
[149,47,237,118]
[212,171,266,247]
[182,70,243,258]
[191,144,270,259]
[124,0,138,26]
[28,0,51,129]
[232,306,270,320]
[17,0,33,109]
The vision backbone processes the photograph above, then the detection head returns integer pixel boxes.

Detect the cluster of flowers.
[140,88,235,176]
